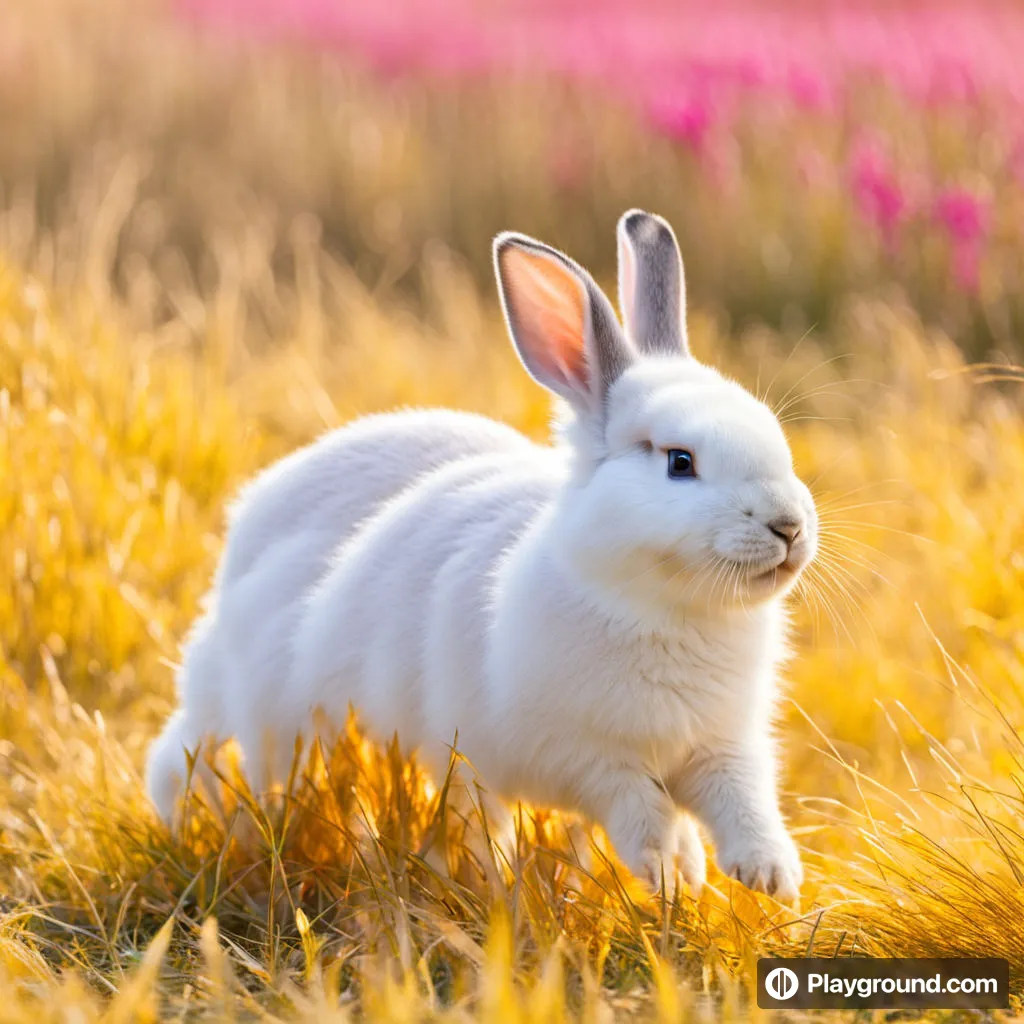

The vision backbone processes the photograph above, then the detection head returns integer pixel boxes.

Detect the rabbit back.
[148,409,537,814]
[286,445,562,774]
[219,409,534,588]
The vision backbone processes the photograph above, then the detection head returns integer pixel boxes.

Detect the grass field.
[2,1,1024,1019]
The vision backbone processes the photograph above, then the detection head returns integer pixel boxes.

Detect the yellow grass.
[2,212,1024,1018]
[2,0,1024,1018]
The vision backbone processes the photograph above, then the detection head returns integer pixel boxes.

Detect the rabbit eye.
[667,449,696,479]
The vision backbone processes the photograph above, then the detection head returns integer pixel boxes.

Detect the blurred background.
[6,0,1024,355]
[3,0,1024,1017]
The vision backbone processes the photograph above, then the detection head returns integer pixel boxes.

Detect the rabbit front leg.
[580,766,700,896]
[671,742,802,902]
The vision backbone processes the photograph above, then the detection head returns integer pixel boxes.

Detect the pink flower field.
[172,0,1024,353]
[177,0,1024,103]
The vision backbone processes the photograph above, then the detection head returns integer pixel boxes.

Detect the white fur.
[147,212,817,901]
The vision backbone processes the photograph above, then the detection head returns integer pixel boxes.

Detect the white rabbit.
[147,210,817,901]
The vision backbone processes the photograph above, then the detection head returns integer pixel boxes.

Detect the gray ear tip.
[618,209,650,237]
[619,209,676,248]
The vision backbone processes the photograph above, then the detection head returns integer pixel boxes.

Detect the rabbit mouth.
[746,556,801,584]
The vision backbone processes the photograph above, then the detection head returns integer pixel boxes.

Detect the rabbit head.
[493,210,817,616]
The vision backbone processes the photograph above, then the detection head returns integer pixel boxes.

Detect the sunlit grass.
[2,192,1024,1017]
[2,0,1024,1014]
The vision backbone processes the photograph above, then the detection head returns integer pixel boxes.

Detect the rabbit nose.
[767,516,802,551]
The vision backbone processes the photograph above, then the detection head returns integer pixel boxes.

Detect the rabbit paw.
[636,847,680,900]
[719,830,802,902]
[635,818,706,899]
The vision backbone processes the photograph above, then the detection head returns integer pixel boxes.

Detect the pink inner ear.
[500,246,588,391]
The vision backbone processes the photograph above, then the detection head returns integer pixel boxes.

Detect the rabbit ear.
[494,232,633,415]
[617,209,689,357]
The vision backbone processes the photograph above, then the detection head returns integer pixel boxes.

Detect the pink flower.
[787,68,833,112]
[932,186,990,291]
[647,95,714,152]
[848,140,907,246]
[932,186,989,245]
